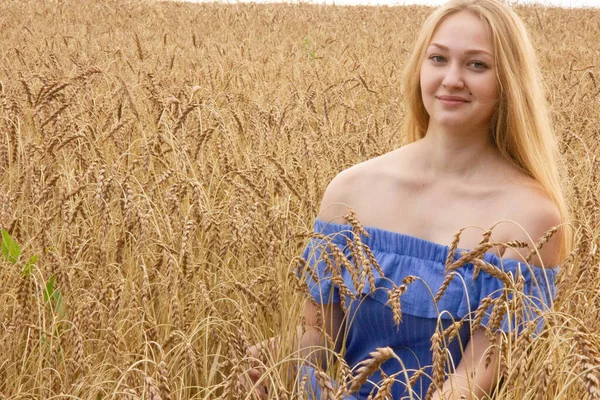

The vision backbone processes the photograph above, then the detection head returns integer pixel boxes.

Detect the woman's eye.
[430,55,446,63]
[470,61,488,69]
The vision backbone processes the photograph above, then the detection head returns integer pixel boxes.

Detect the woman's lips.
[437,95,470,105]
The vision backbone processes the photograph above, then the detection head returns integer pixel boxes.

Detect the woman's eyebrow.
[428,42,493,57]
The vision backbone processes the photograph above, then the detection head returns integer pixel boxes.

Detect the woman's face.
[420,12,499,133]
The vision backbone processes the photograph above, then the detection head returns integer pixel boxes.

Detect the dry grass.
[0,0,598,398]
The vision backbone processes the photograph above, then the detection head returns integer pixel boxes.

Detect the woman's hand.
[239,344,269,399]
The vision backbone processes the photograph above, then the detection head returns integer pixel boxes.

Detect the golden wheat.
[0,0,597,398]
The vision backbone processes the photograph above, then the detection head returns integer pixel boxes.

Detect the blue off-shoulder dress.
[297,218,558,400]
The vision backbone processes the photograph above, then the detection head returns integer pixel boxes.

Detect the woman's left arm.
[432,192,563,399]
[431,326,499,400]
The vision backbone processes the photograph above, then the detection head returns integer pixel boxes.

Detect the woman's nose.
[442,64,465,90]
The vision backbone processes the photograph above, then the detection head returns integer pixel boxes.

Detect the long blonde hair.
[402,0,572,260]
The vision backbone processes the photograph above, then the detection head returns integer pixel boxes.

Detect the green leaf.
[1,228,21,264]
[43,275,65,317]
[44,275,55,303]
[53,289,65,318]
[22,255,38,277]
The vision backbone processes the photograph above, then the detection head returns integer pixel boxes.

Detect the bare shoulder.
[498,178,562,267]
[318,150,403,224]
[317,167,357,224]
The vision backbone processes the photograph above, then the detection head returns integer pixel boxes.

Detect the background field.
[0,0,599,398]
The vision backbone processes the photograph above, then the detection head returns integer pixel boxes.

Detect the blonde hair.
[402,0,572,260]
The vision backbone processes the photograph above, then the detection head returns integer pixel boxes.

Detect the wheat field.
[0,0,599,398]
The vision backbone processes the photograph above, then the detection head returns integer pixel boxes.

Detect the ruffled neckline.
[314,218,559,273]
[302,218,559,328]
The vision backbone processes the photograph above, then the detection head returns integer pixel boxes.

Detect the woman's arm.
[298,171,349,366]
[248,299,346,368]
[432,194,563,399]
[244,173,351,396]
[300,299,346,369]
[431,327,499,400]
[243,299,346,398]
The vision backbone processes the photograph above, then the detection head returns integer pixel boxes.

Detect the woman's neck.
[415,125,501,181]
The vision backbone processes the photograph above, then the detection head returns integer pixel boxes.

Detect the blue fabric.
[298,218,558,400]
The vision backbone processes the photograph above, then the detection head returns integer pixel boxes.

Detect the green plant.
[1,228,63,315]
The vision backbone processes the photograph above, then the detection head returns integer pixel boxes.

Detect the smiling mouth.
[437,96,469,102]
[437,96,470,106]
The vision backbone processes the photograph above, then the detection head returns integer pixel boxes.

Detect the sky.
[176,0,600,7]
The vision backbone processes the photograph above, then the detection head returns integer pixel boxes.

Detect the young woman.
[247,0,570,398]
